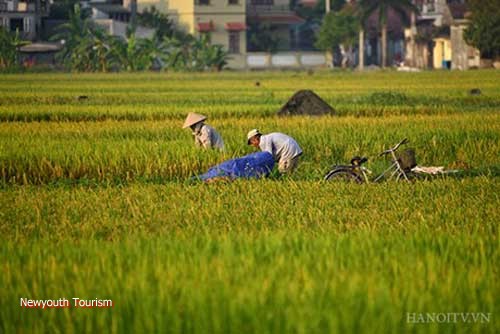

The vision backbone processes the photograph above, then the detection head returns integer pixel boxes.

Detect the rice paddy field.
[0,70,499,333]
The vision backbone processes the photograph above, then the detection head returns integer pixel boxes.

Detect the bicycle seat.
[350,156,368,166]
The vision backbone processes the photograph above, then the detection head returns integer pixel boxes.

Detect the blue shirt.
[197,152,275,181]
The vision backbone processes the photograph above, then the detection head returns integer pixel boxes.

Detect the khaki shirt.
[193,124,225,150]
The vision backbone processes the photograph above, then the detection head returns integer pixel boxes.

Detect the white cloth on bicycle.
[411,166,445,175]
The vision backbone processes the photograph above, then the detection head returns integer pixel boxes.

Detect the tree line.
[314,0,500,68]
[2,0,499,72]
[0,4,228,72]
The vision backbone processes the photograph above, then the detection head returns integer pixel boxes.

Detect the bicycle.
[324,138,418,183]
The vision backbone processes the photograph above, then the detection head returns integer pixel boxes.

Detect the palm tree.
[51,4,92,67]
[345,1,370,70]
[354,1,373,70]
[110,32,164,72]
[162,34,197,71]
[195,34,229,71]
[0,28,30,68]
[90,28,114,72]
[358,0,418,68]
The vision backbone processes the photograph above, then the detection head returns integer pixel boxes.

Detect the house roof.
[448,2,469,20]
[248,14,305,25]
[197,22,215,32]
[19,42,62,53]
[364,7,406,36]
[298,0,318,8]
[89,3,130,14]
[225,22,247,31]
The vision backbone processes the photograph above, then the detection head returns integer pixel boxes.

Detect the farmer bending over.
[247,129,302,174]
[183,112,224,150]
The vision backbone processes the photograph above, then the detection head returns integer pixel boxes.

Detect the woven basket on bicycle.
[397,148,417,172]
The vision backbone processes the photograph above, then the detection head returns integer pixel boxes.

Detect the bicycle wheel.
[324,168,364,183]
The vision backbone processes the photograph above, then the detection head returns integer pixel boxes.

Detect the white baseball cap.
[247,129,261,144]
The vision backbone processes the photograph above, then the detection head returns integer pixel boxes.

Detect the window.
[289,29,297,50]
[197,0,210,5]
[24,17,31,32]
[425,0,435,13]
[228,31,240,54]
[467,46,476,59]
[228,0,239,4]
[10,18,23,32]
[0,2,7,11]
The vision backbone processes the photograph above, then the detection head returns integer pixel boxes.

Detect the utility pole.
[358,0,365,71]
[325,0,332,67]
[409,11,416,67]
[130,0,138,31]
[35,0,42,41]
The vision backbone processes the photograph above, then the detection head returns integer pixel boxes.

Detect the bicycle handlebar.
[379,138,409,156]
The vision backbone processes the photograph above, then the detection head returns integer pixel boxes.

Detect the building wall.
[136,0,247,69]
[450,23,480,70]
[415,43,431,69]
[92,9,109,20]
[169,0,195,34]
[247,0,290,6]
[0,0,43,40]
[0,13,37,40]
[415,0,451,26]
[94,19,155,39]
[273,0,290,6]
[246,51,328,69]
[135,0,173,13]
[193,1,246,49]
[433,38,451,69]
[135,0,189,27]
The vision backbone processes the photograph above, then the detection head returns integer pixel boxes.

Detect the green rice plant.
[0,113,498,184]
[0,179,498,333]
[0,71,498,333]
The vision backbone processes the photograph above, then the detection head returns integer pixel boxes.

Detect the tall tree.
[294,0,346,51]
[248,23,281,53]
[0,28,30,69]
[110,33,156,72]
[464,0,500,59]
[51,4,93,68]
[138,6,175,40]
[354,0,374,70]
[161,34,228,72]
[358,0,417,68]
[315,8,359,68]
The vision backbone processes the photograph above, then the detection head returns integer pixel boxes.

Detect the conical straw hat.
[183,112,207,129]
